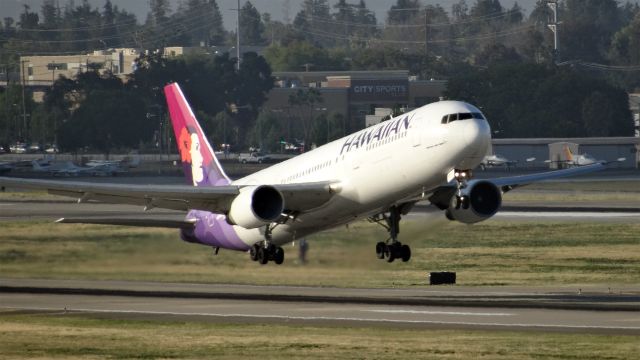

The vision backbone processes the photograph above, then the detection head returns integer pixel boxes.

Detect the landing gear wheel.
[257,246,268,265]
[249,244,260,261]
[370,206,413,264]
[273,246,285,265]
[376,242,386,259]
[400,244,411,262]
[384,245,395,263]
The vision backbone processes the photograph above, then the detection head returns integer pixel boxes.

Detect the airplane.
[0,83,607,265]
[546,145,625,167]
[32,160,124,176]
[479,154,536,170]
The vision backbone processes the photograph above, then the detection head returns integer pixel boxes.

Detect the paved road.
[1,279,639,334]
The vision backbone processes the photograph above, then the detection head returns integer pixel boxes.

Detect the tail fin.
[164,83,230,186]
[563,145,574,162]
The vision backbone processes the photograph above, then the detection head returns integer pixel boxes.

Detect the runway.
[3,199,640,222]
[1,279,639,334]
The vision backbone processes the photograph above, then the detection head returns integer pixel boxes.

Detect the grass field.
[2,183,640,359]
[2,218,640,287]
[0,310,638,360]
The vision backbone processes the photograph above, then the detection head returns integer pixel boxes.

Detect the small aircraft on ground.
[31,160,125,176]
[479,154,536,170]
[545,145,625,167]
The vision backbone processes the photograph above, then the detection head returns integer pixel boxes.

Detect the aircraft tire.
[257,246,268,265]
[273,246,284,265]
[384,245,395,263]
[375,242,386,259]
[401,244,411,262]
[249,244,259,261]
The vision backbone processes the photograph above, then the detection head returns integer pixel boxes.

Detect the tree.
[293,0,332,46]
[18,5,39,30]
[288,88,323,149]
[207,0,226,45]
[387,0,420,25]
[610,12,640,65]
[352,0,377,43]
[250,110,282,152]
[240,1,265,45]
[561,0,622,62]
[264,41,344,71]
[58,89,149,155]
[0,84,36,145]
[41,0,60,30]
[445,63,634,138]
[452,0,469,22]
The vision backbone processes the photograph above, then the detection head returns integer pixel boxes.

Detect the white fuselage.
[230,101,491,246]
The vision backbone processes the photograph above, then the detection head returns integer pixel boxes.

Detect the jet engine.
[227,185,284,229]
[445,180,502,224]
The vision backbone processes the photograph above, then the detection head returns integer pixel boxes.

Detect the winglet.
[164,83,231,187]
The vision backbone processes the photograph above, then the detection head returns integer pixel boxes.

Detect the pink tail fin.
[164,83,230,186]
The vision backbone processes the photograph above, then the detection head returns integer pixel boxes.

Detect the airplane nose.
[466,118,491,149]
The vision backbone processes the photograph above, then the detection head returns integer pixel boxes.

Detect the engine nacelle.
[445,180,502,224]
[227,185,284,229]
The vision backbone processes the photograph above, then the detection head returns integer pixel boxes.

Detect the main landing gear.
[249,224,284,265]
[370,205,411,263]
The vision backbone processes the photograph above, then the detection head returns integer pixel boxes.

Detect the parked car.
[238,152,271,164]
[10,144,27,154]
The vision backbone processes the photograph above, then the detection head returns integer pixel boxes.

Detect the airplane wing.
[482,162,605,192]
[0,177,338,214]
[427,162,605,209]
[56,217,197,229]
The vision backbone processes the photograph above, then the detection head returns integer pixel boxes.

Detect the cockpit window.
[441,112,484,124]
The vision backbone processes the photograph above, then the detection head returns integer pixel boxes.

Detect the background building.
[265,70,447,131]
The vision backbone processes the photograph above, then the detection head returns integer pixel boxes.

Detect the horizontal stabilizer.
[55,217,197,229]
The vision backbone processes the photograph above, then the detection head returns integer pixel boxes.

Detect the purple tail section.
[181,210,250,251]
[164,83,250,251]
[164,83,230,187]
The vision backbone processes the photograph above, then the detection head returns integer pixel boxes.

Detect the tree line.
[0,0,638,153]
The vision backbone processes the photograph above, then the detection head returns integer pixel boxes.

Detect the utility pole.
[3,67,9,142]
[236,0,241,71]
[424,8,429,55]
[20,59,28,141]
[547,0,560,63]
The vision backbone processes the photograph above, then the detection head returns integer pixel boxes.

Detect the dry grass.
[2,219,640,287]
[0,311,638,359]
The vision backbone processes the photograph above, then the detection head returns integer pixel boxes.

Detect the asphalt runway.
[1,279,639,334]
[3,200,640,222]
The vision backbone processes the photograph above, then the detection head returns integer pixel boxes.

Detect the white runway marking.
[365,309,514,316]
[497,211,640,218]
[7,306,640,332]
